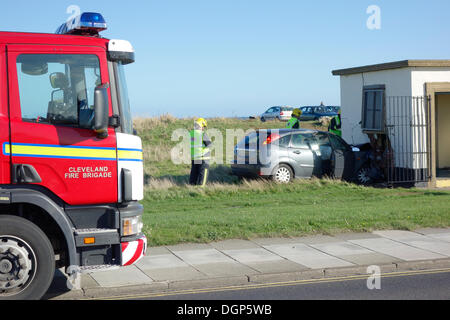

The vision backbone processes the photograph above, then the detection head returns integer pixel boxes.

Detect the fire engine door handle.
[13,164,42,184]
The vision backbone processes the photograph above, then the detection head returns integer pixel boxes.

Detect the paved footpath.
[46,228,450,299]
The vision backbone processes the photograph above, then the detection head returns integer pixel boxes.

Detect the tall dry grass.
[134,114,181,130]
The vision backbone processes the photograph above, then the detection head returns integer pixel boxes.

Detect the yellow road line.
[88,267,450,300]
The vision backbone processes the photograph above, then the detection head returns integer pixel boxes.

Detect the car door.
[263,107,274,119]
[311,132,333,177]
[273,107,281,119]
[288,133,315,178]
[302,107,313,121]
[7,44,118,205]
[328,133,355,180]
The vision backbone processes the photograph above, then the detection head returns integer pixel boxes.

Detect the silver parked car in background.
[260,106,293,122]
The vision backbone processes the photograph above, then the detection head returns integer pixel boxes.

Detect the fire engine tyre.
[0,215,55,300]
[272,164,293,184]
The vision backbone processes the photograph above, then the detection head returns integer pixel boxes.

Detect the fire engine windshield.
[115,62,133,135]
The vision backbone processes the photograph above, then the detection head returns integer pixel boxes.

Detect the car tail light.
[263,134,280,145]
[280,111,284,115]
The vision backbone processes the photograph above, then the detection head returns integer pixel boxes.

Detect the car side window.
[16,54,101,128]
[329,134,349,152]
[266,107,274,113]
[278,134,291,148]
[291,133,313,149]
[313,132,333,160]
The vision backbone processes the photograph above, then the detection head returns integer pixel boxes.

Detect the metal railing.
[384,96,431,185]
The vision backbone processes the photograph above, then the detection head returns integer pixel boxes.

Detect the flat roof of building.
[332,60,450,76]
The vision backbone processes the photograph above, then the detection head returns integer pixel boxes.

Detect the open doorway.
[436,94,450,179]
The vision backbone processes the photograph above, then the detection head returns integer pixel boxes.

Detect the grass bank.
[141,178,450,246]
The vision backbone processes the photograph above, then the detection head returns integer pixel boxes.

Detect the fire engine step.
[78,265,120,274]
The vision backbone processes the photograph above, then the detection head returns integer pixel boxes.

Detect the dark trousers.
[189,160,210,186]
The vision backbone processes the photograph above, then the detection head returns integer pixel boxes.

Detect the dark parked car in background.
[299,106,339,121]
[231,129,370,184]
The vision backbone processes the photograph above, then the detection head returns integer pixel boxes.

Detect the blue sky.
[1,1,449,118]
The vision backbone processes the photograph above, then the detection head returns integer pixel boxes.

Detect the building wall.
[411,67,450,96]
[339,68,412,146]
[411,68,450,170]
[339,66,450,173]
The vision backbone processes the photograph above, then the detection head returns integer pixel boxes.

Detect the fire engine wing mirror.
[94,84,110,139]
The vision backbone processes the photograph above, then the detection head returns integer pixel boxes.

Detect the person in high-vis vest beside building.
[286,108,302,129]
[328,109,342,137]
[189,118,212,186]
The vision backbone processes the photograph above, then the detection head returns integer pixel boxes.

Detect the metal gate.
[385,96,431,185]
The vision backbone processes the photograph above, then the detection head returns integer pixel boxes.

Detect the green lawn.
[141,179,450,246]
[135,116,450,247]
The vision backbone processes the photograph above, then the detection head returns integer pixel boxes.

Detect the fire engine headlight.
[121,216,143,236]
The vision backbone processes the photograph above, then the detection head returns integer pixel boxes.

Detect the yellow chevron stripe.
[4,143,116,160]
[117,149,143,161]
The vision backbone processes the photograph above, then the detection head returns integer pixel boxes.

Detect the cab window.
[16,54,101,128]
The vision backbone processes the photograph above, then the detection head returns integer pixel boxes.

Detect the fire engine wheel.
[0,215,55,300]
[272,164,293,183]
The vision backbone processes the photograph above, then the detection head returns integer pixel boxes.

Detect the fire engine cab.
[0,12,146,299]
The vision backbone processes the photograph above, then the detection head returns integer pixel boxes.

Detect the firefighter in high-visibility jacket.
[328,109,342,137]
[286,108,302,129]
[189,118,212,186]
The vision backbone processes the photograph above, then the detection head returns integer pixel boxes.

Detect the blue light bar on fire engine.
[56,12,107,36]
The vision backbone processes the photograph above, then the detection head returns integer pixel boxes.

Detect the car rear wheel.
[272,164,293,183]
[260,117,266,122]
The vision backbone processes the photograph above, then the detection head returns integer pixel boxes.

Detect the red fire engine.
[0,12,146,299]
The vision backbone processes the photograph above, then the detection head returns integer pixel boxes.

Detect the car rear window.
[237,131,291,149]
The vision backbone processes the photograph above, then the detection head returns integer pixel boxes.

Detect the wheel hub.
[358,168,371,184]
[0,237,35,293]
[0,259,13,273]
[276,168,291,183]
